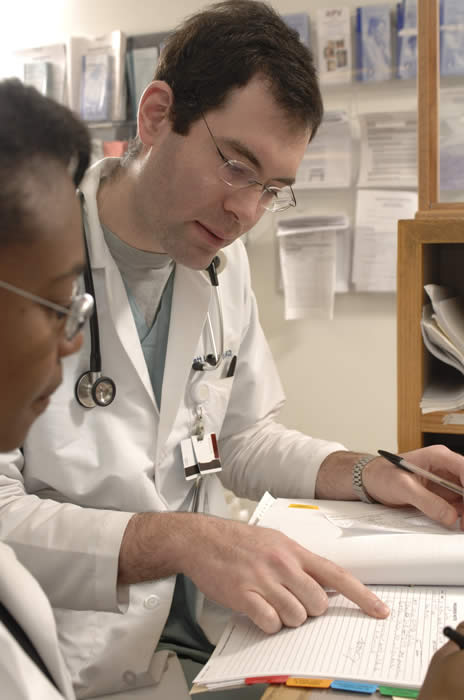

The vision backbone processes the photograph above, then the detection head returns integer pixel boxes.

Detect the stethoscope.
[75,221,117,408]
[75,196,225,407]
[191,254,225,372]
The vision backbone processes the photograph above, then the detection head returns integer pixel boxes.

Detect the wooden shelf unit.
[397,219,464,451]
[397,0,464,452]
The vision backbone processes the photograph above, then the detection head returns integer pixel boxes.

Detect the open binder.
[192,494,464,693]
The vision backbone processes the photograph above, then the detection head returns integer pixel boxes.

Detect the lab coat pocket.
[201,376,234,436]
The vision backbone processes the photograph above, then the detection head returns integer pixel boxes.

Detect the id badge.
[191,433,222,475]
[181,437,200,480]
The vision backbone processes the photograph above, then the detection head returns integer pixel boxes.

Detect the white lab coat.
[0,158,345,698]
[0,541,75,699]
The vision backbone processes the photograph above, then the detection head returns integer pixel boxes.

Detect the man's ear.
[138,81,173,146]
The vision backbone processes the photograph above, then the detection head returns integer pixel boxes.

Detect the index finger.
[304,552,390,619]
[397,474,460,528]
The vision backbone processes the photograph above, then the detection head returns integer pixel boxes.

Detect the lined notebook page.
[194,585,464,690]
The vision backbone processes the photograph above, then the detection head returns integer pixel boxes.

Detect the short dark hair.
[124,0,323,162]
[0,79,91,246]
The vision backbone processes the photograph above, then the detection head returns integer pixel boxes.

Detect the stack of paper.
[420,283,464,413]
[192,495,464,694]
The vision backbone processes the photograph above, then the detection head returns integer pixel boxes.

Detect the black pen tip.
[378,449,401,465]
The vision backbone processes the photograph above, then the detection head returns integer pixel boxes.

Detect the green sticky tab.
[379,687,419,698]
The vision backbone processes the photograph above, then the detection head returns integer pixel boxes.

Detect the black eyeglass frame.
[199,111,297,213]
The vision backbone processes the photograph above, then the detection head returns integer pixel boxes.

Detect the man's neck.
[97,163,163,253]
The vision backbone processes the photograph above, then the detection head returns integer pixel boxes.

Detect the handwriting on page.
[195,586,464,689]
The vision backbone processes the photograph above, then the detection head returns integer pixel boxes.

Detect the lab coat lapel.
[80,160,157,409]
[103,262,157,408]
[157,265,211,457]
[0,545,73,698]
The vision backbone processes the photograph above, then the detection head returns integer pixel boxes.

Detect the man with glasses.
[1,2,464,699]
[0,78,93,698]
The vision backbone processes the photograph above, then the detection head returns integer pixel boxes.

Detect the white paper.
[316,8,352,85]
[358,112,417,189]
[294,111,352,189]
[421,374,464,413]
[14,43,66,104]
[194,586,464,690]
[352,189,418,292]
[278,217,350,320]
[252,497,464,585]
[321,502,457,535]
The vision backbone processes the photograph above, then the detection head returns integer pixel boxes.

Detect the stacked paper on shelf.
[420,284,464,413]
[277,215,350,321]
[396,0,417,80]
[316,7,352,84]
[421,284,464,375]
[192,495,464,694]
[356,4,392,82]
[294,111,352,189]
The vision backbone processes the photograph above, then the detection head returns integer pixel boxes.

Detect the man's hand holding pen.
[362,445,464,528]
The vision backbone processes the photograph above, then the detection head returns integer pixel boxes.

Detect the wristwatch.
[352,454,378,504]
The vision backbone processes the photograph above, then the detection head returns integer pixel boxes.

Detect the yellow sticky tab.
[286,678,332,688]
[288,504,319,510]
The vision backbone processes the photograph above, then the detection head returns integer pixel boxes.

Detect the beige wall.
[1,0,407,456]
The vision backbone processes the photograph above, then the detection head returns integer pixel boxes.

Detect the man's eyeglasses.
[201,113,297,213]
[0,279,94,341]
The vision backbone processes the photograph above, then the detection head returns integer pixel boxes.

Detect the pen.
[443,626,464,649]
[226,355,237,378]
[377,449,464,498]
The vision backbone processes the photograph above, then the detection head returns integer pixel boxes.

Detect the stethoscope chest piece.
[75,371,116,408]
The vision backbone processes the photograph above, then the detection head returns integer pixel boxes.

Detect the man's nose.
[223,186,264,233]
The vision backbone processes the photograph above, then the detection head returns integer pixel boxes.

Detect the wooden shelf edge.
[421,411,464,434]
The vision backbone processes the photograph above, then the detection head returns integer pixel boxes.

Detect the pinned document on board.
[357,112,417,189]
[277,215,350,320]
[294,111,352,189]
[352,189,417,292]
